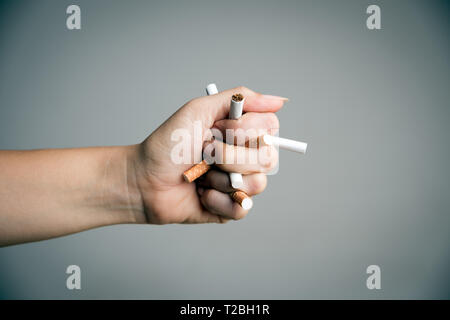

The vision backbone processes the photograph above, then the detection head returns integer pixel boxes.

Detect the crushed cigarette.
[231,191,253,210]
[182,160,211,183]
[206,83,219,95]
[182,85,257,211]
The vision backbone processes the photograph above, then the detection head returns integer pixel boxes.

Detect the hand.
[0,86,286,246]
[133,86,287,224]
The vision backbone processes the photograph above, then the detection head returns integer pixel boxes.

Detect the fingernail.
[197,187,204,195]
[261,94,289,102]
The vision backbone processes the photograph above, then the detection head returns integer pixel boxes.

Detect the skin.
[0,86,286,246]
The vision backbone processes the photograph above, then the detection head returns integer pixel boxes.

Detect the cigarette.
[182,160,211,183]
[182,85,252,210]
[206,83,219,95]
[262,134,308,154]
[229,93,245,120]
[231,191,253,210]
[181,84,219,183]
[228,94,245,189]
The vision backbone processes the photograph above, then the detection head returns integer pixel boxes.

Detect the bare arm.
[0,86,285,246]
[0,146,145,246]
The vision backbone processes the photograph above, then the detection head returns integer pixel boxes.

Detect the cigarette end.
[182,160,211,183]
[206,83,218,95]
[262,134,273,146]
[232,93,244,102]
[262,134,308,154]
[229,172,244,189]
[231,191,253,210]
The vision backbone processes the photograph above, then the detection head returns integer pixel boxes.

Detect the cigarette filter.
[182,160,210,183]
[262,134,307,154]
[231,191,253,210]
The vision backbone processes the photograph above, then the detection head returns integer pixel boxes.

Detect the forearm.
[0,145,146,246]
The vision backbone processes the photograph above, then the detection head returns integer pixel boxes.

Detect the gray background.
[0,0,449,299]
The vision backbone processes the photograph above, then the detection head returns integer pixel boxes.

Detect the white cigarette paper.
[229,172,244,189]
[206,83,219,95]
[204,84,252,210]
[262,135,308,154]
[206,85,244,188]
[228,94,245,189]
[229,94,244,120]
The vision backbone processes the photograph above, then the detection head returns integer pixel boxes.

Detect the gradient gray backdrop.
[0,0,449,299]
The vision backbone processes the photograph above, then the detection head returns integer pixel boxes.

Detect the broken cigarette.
[229,93,244,120]
[228,94,245,189]
[231,191,253,210]
[206,83,219,95]
[182,159,211,183]
[182,84,252,210]
[181,83,220,183]
[262,134,308,154]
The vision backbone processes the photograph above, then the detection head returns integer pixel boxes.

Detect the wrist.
[99,145,146,224]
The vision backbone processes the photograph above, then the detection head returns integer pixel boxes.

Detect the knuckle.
[234,86,253,95]
[203,189,215,202]
[186,96,201,107]
[185,96,208,113]
[235,85,247,93]
[269,149,279,171]
[252,174,267,194]
[266,113,280,130]
[261,147,278,172]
